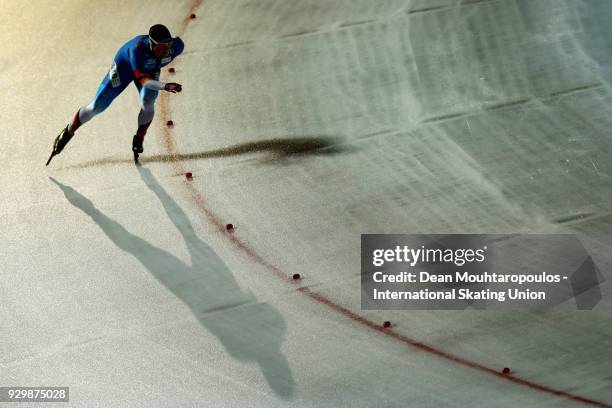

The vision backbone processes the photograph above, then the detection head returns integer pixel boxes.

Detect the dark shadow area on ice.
[49,169,295,398]
[65,136,351,169]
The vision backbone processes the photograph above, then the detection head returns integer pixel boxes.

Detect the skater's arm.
[133,70,181,92]
[134,72,167,91]
[142,79,166,90]
[133,69,168,90]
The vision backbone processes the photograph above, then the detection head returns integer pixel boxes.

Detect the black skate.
[132,134,144,165]
[46,125,74,166]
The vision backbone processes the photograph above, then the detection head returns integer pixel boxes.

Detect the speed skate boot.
[53,126,74,154]
[132,134,144,154]
[46,125,74,165]
[132,134,144,164]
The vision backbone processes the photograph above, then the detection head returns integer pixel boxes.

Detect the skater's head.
[149,24,173,58]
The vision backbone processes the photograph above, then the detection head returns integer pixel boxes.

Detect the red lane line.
[156,4,612,407]
[158,88,287,282]
[179,0,203,34]
[301,287,612,408]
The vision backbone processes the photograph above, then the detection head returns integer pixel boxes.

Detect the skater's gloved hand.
[164,83,182,93]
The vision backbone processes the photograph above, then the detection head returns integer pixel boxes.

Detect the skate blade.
[46,152,56,166]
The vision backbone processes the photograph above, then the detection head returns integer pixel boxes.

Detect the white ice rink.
[2,0,612,406]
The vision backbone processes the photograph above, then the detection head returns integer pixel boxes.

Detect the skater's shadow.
[67,136,351,169]
[50,170,295,398]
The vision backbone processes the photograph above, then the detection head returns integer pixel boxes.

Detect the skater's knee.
[78,103,96,124]
[140,98,156,119]
[142,100,155,112]
[141,88,158,107]
[141,98,157,112]
[76,95,111,127]
[91,95,113,115]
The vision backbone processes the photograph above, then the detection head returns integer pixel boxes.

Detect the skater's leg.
[67,93,113,134]
[132,81,159,155]
[68,85,120,134]
[136,76,159,136]
[67,64,128,135]
[48,63,128,164]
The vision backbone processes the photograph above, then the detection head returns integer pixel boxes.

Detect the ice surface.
[1,0,611,406]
